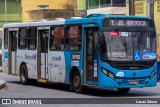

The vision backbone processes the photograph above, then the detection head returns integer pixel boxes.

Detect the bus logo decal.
[25,54,36,60]
[52,56,61,61]
[4,52,8,58]
[116,72,124,77]
[133,72,136,76]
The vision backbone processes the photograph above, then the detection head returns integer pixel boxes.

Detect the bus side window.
[4,28,8,49]
[27,28,37,50]
[66,26,81,51]
[18,28,27,49]
[50,27,64,51]
[50,29,55,50]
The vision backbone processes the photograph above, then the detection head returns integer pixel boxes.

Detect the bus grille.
[102,59,156,70]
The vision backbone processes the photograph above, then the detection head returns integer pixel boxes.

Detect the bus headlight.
[102,68,115,80]
[108,72,114,79]
[151,70,156,78]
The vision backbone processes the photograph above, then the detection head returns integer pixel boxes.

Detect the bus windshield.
[101,31,156,61]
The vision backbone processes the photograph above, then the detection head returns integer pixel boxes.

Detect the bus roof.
[65,14,148,25]
[3,20,65,28]
[3,14,149,28]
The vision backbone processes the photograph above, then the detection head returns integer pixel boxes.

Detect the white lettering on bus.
[126,21,147,26]
[112,52,126,58]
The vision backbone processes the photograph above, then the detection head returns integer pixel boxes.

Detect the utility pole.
[88,0,90,9]
[129,0,135,15]
[5,0,7,23]
[146,0,154,18]
[99,0,100,8]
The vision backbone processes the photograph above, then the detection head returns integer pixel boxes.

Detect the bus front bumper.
[98,73,157,89]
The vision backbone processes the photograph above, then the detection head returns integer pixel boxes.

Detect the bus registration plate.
[129,80,138,85]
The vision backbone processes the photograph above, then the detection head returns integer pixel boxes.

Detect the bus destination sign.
[108,19,150,27]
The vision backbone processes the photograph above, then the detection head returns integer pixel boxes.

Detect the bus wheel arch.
[19,62,28,85]
[69,66,82,93]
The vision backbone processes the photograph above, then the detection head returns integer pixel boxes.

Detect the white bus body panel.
[24,50,37,79]
[48,51,65,83]
[3,20,65,81]
[41,53,46,79]
[16,50,26,76]
[2,50,8,73]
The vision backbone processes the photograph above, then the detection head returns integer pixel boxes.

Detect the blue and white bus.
[2,14,157,93]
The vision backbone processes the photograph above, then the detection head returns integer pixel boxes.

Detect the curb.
[0,80,6,90]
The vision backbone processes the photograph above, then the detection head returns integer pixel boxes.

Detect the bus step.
[38,79,47,83]
[84,84,97,87]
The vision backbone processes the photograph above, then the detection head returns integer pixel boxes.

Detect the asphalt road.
[0,72,160,107]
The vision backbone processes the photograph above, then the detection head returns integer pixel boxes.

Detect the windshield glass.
[101,31,156,61]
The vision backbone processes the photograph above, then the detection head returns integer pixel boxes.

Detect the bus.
[2,14,157,93]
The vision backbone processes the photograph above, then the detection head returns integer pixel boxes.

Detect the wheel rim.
[73,76,80,89]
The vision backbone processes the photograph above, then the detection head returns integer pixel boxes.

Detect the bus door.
[84,27,98,84]
[37,27,49,79]
[3,29,9,74]
[8,29,18,75]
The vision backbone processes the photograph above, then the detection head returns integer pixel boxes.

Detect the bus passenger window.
[4,29,8,49]
[49,27,64,51]
[18,28,27,49]
[50,30,56,50]
[66,26,81,51]
[27,28,37,50]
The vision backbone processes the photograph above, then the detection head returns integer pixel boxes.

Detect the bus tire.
[117,88,130,93]
[20,64,29,85]
[73,72,82,93]
[28,79,37,85]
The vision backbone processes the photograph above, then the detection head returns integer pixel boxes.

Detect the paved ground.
[0,72,160,107]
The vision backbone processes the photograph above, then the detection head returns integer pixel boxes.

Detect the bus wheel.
[20,64,28,85]
[73,72,82,93]
[117,88,130,93]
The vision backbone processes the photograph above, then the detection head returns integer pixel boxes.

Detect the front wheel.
[117,88,130,93]
[73,72,83,93]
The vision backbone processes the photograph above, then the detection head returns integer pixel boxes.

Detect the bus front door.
[38,29,49,79]
[8,29,18,75]
[85,28,98,85]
